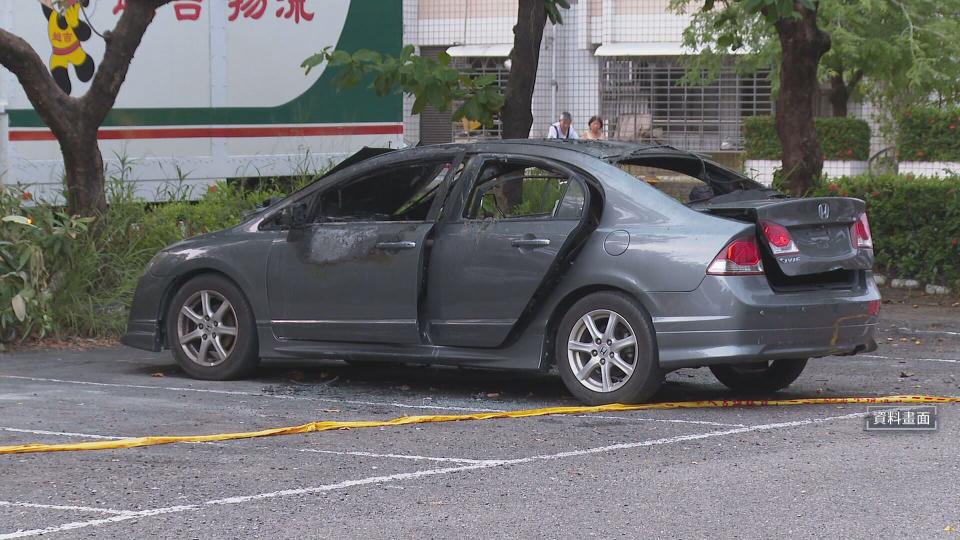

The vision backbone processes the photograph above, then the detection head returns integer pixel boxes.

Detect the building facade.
[403,0,775,153]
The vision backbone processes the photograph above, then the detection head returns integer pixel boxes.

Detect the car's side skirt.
[257,325,547,370]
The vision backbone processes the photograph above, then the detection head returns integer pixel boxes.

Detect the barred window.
[600,57,772,151]
[450,56,511,141]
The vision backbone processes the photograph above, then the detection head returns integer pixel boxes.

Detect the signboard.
[0,0,404,200]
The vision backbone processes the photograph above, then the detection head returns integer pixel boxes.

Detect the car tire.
[555,291,662,405]
[166,274,259,380]
[709,359,808,393]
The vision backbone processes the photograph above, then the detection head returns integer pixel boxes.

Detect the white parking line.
[0,425,492,464]
[293,449,494,464]
[0,374,503,413]
[0,501,134,516]
[0,411,866,539]
[897,327,960,337]
[0,427,121,440]
[859,354,960,364]
[582,415,746,427]
[0,374,753,429]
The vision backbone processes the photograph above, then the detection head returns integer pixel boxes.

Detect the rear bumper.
[649,275,880,369]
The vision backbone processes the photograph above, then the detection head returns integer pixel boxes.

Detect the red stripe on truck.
[9,124,404,141]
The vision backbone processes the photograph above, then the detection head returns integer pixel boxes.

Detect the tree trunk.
[501,0,549,139]
[0,0,171,217]
[773,2,831,197]
[829,74,848,117]
[59,126,107,216]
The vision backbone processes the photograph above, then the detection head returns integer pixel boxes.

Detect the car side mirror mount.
[276,203,309,229]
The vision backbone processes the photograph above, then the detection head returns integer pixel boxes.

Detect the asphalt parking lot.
[1,301,958,539]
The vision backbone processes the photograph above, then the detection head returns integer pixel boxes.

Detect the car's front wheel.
[166,274,259,380]
[709,359,808,393]
[556,292,662,405]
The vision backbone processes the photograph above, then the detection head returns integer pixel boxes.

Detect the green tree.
[0,0,177,216]
[673,0,832,197]
[302,0,570,139]
[822,0,960,119]
[674,1,960,120]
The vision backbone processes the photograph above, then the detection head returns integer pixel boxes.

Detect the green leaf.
[352,49,382,64]
[411,95,428,115]
[18,247,32,272]
[440,68,460,83]
[11,294,26,322]
[300,53,325,75]
[473,74,498,87]
[330,50,353,66]
[2,215,33,226]
[544,1,561,24]
[424,83,448,109]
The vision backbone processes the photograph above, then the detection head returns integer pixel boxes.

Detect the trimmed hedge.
[810,175,960,286]
[898,107,960,162]
[744,116,871,161]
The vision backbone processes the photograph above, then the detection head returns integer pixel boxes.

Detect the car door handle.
[376,241,417,250]
[511,238,551,248]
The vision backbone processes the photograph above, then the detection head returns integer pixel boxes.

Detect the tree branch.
[81,0,174,124]
[848,68,864,92]
[0,27,73,134]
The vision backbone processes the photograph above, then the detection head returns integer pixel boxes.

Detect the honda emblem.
[818,203,830,220]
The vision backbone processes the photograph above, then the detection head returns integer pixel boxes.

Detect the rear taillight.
[867,299,881,316]
[760,221,799,255]
[707,237,765,275]
[852,213,873,249]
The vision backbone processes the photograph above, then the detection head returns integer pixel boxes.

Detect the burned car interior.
[315,161,453,222]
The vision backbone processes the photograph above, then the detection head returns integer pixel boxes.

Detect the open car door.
[425,154,592,348]
[266,152,461,344]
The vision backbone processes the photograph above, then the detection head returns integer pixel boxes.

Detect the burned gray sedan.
[122,140,880,405]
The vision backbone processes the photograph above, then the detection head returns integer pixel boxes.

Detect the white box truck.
[0,0,404,201]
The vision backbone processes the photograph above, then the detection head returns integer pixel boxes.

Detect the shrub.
[744,116,871,161]
[897,107,960,162]
[47,177,315,338]
[1,172,318,344]
[810,175,960,286]
[0,187,91,343]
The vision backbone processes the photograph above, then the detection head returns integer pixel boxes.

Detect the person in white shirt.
[546,111,579,140]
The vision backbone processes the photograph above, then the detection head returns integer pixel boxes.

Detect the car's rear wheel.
[556,292,662,405]
[166,274,259,380]
[709,359,808,393]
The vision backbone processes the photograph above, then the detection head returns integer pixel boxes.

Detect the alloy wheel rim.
[177,290,238,367]
[567,309,638,393]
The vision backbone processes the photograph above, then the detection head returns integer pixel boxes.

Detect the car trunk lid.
[698,196,873,277]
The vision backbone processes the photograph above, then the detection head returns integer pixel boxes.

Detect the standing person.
[582,116,605,140]
[546,111,579,140]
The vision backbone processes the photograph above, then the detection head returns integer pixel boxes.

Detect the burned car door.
[266,158,460,344]
[426,155,589,347]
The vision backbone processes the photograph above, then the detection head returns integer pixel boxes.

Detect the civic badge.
[817,202,830,220]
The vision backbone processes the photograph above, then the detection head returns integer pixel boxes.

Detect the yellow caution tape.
[1,394,957,456]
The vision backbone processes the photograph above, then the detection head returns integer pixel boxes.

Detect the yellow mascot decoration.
[42,0,95,95]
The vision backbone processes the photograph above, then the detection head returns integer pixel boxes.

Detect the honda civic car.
[122,140,880,405]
